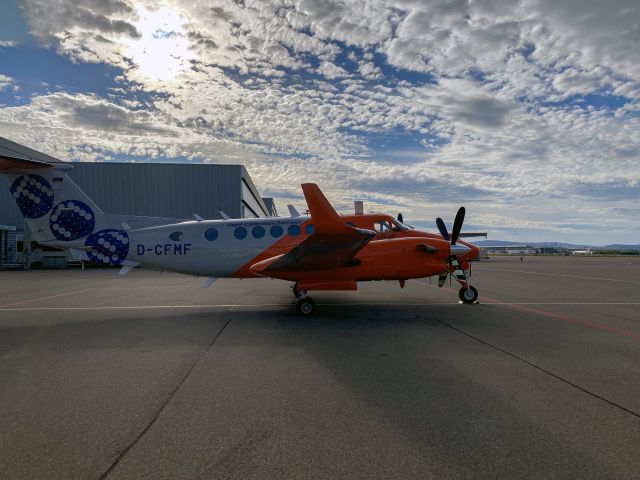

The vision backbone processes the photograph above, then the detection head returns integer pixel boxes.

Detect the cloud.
[4,0,640,242]
[0,75,14,91]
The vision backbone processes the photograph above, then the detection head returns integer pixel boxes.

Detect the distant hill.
[603,244,640,251]
[472,240,640,251]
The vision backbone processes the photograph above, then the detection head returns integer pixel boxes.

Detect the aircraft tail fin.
[1,154,108,244]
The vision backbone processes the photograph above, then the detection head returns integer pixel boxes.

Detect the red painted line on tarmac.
[410,279,640,341]
[494,303,640,341]
[476,291,640,340]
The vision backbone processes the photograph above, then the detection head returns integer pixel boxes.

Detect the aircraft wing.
[459,232,488,238]
[264,184,376,272]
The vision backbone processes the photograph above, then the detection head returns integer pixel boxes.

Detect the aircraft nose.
[450,244,470,256]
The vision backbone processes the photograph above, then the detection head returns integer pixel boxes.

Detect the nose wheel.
[459,285,478,304]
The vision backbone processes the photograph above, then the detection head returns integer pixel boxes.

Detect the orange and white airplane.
[1,154,480,315]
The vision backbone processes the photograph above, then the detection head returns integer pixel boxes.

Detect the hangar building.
[0,136,277,268]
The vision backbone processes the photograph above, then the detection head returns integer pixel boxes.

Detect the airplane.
[571,248,593,255]
[1,154,480,315]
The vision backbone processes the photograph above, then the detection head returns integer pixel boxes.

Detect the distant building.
[261,197,278,217]
[0,136,275,268]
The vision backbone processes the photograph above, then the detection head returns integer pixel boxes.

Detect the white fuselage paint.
[52,217,309,277]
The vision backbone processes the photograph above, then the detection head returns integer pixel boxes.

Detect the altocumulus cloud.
[0,0,638,244]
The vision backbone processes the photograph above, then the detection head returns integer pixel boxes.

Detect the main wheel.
[296,297,316,316]
[459,285,478,304]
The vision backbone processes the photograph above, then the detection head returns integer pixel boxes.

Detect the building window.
[169,231,184,241]
[270,225,283,238]
[287,224,300,236]
[305,224,314,235]
[204,228,218,241]
[252,226,265,239]
[234,227,248,239]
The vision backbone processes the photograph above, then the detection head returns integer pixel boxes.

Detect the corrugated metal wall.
[68,163,244,220]
[0,163,247,226]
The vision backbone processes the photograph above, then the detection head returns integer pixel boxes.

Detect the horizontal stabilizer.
[119,260,141,275]
[202,277,217,288]
[0,154,55,172]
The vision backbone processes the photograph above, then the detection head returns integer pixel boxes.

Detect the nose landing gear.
[450,256,479,304]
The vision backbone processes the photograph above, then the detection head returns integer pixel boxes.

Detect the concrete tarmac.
[1,255,639,479]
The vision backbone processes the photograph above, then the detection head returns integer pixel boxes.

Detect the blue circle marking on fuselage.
[49,200,96,241]
[10,174,55,218]
[85,229,129,266]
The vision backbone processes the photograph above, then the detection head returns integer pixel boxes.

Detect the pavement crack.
[96,317,233,480]
[436,318,640,421]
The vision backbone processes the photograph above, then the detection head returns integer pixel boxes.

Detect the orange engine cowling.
[250,237,451,284]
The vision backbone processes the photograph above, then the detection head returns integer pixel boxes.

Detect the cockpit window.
[391,219,409,232]
[374,221,391,233]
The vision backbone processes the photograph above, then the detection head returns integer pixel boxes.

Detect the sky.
[0,0,638,245]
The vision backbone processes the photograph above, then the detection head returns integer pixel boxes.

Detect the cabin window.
[270,225,283,238]
[204,228,218,241]
[234,227,248,240]
[252,226,265,239]
[287,224,300,236]
[345,221,355,228]
[169,231,184,241]
[305,224,314,235]
[374,221,391,233]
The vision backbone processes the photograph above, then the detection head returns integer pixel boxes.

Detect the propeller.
[435,207,472,293]
[436,207,465,245]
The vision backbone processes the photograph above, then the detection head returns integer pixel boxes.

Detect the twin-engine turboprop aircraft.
[1,154,480,315]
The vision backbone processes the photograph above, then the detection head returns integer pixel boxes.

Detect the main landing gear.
[291,283,316,316]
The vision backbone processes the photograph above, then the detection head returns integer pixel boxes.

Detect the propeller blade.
[450,207,465,244]
[437,272,448,288]
[397,212,404,223]
[436,217,449,241]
